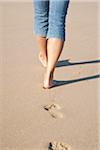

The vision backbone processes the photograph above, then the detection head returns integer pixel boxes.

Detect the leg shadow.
[52,74,100,88]
[56,59,100,68]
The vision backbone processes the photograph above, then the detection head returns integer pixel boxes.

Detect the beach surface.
[0,1,100,150]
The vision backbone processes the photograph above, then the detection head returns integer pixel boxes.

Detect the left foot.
[39,52,47,67]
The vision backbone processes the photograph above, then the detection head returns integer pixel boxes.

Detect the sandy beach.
[0,1,100,150]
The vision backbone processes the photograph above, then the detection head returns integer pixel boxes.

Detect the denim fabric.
[33,0,70,41]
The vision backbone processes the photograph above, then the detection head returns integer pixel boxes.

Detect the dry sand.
[0,1,100,150]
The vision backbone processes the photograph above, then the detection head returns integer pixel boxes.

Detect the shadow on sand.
[52,59,100,88]
[52,74,100,88]
[56,59,100,67]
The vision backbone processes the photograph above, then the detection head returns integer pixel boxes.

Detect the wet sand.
[0,1,100,150]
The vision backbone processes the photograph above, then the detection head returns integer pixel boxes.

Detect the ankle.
[45,70,54,78]
[46,67,54,74]
[39,51,46,57]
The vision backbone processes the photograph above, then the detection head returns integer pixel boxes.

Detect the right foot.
[39,52,47,67]
[43,71,54,89]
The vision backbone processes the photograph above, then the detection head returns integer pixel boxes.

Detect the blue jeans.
[33,0,70,41]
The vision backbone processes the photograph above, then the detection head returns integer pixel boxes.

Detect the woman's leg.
[43,0,70,88]
[36,36,47,67]
[34,0,49,67]
[43,38,64,88]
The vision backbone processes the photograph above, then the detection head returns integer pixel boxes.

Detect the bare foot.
[43,71,54,89]
[39,52,47,67]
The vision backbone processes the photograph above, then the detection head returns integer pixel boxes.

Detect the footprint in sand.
[48,141,71,150]
[43,103,63,119]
